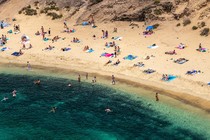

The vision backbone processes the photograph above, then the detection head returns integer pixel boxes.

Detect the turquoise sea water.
[0,68,210,140]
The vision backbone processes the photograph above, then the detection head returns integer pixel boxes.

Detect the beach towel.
[7,30,13,34]
[148,45,159,49]
[167,75,177,82]
[62,48,71,51]
[196,48,207,52]
[101,53,114,58]
[69,29,75,33]
[124,55,137,60]
[86,49,94,53]
[11,52,21,56]
[0,22,10,28]
[186,70,198,75]
[1,47,8,51]
[82,22,89,26]
[174,58,188,64]
[44,38,49,42]
[146,25,154,31]
[112,37,122,41]
[143,69,156,74]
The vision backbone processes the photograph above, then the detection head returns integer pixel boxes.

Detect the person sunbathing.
[113,59,120,65]
[45,45,54,50]
[133,62,144,67]
[165,50,177,55]
[52,36,60,43]
[145,56,150,60]
[35,31,40,35]
[61,47,68,51]
[34,79,41,85]
[104,60,112,66]
[19,49,23,55]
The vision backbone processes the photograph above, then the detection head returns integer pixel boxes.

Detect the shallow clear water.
[0,71,210,140]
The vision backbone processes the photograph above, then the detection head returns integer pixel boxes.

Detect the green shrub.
[154,9,162,15]
[25,8,37,16]
[90,0,103,5]
[47,12,63,20]
[200,28,209,36]
[153,23,160,29]
[192,26,198,30]
[154,0,160,4]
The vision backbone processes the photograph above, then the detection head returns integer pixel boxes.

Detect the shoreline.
[1,61,210,113]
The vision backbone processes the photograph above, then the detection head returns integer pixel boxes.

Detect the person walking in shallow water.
[86,73,88,80]
[156,92,159,101]
[112,75,116,85]
[78,74,81,83]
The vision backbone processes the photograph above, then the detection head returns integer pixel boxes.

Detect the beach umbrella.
[146,26,154,31]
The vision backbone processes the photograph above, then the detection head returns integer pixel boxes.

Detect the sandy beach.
[1,12,210,111]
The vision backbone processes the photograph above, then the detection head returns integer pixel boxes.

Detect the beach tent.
[146,26,154,31]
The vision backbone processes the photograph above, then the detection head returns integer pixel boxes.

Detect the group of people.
[13,24,20,32]
[0,34,7,46]
[162,74,169,81]
[1,90,17,102]
[72,37,80,43]
[102,30,109,38]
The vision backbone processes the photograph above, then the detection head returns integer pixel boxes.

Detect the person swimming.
[68,83,72,87]
[34,79,41,85]
[1,97,8,101]
[12,90,17,97]
[49,107,57,113]
[105,108,112,113]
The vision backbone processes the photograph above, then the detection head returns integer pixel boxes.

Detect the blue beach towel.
[1,47,7,51]
[82,22,89,26]
[43,38,49,41]
[167,75,177,82]
[11,52,21,56]
[86,49,94,53]
[124,55,137,60]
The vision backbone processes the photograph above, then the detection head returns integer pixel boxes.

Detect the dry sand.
[1,14,210,111]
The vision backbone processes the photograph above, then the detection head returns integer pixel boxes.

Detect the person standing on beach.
[41,26,44,33]
[48,28,51,36]
[112,75,116,85]
[105,30,108,38]
[78,74,81,83]
[64,20,68,28]
[156,92,159,101]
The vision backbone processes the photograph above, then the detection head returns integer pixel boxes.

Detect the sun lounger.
[143,69,156,74]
